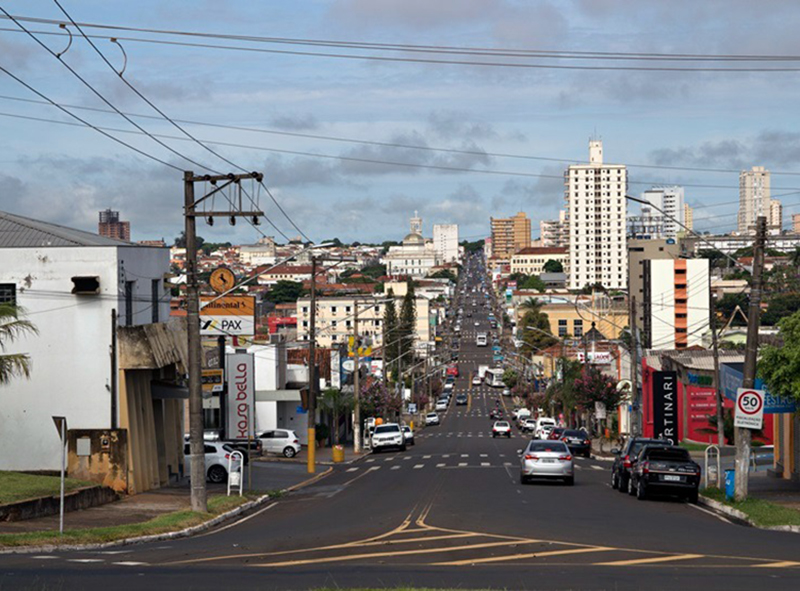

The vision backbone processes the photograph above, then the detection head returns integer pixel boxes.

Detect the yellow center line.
[252,540,543,568]
[595,553,704,566]
[753,561,800,568]
[433,546,615,566]
[354,532,478,547]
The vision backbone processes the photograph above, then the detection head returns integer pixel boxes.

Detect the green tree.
[320,387,354,445]
[759,311,800,402]
[543,259,564,273]
[520,275,546,292]
[174,231,204,250]
[383,288,399,378]
[715,292,748,328]
[518,300,557,354]
[429,269,457,283]
[698,249,729,270]
[459,239,485,254]
[398,282,417,373]
[762,293,800,326]
[502,368,519,389]
[0,303,38,384]
[265,280,307,304]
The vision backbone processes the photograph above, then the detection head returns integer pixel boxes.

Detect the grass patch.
[0,471,96,505]
[0,493,258,548]
[702,487,800,527]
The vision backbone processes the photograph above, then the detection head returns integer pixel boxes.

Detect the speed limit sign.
[735,388,765,430]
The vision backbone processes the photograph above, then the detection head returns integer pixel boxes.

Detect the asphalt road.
[3,256,800,590]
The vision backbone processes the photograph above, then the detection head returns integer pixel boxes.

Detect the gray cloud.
[261,155,343,187]
[427,111,497,141]
[269,113,320,131]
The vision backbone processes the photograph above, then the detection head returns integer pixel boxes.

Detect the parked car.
[630,445,701,503]
[425,412,440,426]
[492,421,512,438]
[519,440,574,485]
[402,425,415,446]
[611,437,672,493]
[371,423,406,453]
[183,441,242,484]
[435,399,448,412]
[258,429,301,458]
[560,429,592,458]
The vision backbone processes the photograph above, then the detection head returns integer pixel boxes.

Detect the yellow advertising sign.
[348,335,372,357]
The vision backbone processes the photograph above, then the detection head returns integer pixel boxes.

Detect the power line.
[5,93,800,179]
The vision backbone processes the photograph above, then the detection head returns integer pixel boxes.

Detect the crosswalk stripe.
[366,459,374,463]
[461,454,469,458]
[436,463,446,468]
[458,462,467,467]
[413,464,424,469]
[391,465,401,470]
[423,455,431,459]
[346,467,359,472]
[68,559,104,563]
[592,465,604,470]
[595,554,703,566]
[481,462,490,467]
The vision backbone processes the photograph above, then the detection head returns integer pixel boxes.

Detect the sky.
[2,0,800,245]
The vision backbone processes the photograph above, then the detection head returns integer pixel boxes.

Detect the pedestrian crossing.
[417,431,517,438]
[353,454,601,473]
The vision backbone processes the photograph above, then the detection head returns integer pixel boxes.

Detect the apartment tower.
[738,166,772,235]
[490,212,531,260]
[566,140,627,290]
[98,209,130,242]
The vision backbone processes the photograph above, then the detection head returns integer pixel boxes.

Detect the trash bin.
[332,444,345,463]
[724,469,735,500]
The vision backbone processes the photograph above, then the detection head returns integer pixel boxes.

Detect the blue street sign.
[720,363,796,413]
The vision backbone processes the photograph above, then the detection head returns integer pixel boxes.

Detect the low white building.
[0,211,182,494]
[384,214,438,278]
[510,247,569,277]
[433,223,459,264]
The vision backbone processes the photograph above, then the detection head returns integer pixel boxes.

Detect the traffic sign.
[734,388,765,430]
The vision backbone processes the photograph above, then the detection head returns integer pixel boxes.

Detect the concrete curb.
[254,450,370,467]
[698,494,800,533]
[0,467,334,554]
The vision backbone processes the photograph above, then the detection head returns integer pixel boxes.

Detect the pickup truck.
[630,445,701,503]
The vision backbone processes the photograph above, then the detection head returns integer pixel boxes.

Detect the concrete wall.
[0,245,169,472]
[67,429,128,492]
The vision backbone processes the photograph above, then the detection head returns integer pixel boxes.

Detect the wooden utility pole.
[184,170,263,512]
[735,216,767,500]
[307,255,318,474]
[630,297,641,437]
[353,301,361,454]
[709,279,725,450]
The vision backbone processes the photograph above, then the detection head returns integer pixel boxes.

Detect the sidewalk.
[0,461,319,536]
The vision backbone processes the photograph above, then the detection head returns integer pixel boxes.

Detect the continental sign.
[200,296,256,336]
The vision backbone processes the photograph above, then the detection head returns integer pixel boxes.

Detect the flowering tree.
[359,376,402,419]
[573,367,621,411]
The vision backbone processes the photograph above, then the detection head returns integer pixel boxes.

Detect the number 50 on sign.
[734,388,765,430]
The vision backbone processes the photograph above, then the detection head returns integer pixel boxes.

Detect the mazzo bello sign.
[226,353,255,440]
[200,296,256,336]
[652,371,679,444]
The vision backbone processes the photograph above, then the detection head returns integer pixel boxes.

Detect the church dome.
[402,232,425,246]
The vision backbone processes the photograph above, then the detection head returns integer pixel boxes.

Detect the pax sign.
[735,388,764,430]
[226,353,255,439]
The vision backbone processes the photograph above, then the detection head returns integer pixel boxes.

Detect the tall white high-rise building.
[639,187,685,239]
[566,140,628,290]
[433,224,459,263]
[770,200,783,235]
[540,210,568,247]
[738,166,772,235]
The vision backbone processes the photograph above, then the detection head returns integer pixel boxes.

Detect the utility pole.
[709,279,724,450]
[630,297,641,437]
[184,170,263,513]
[735,216,767,500]
[307,255,318,474]
[353,301,361,454]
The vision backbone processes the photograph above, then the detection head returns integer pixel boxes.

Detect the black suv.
[630,445,701,503]
[611,437,670,494]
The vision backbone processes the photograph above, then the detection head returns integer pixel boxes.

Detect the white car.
[371,423,406,452]
[534,417,557,439]
[257,429,301,458]
[425,412,440,426]
[472,375,482,386]
[183,441,242,484]
[492,421,512,438]
[402,425,415,446]
[521,418,537,433]
[435,399,448,411]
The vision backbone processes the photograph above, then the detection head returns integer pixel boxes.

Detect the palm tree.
[519,298,543,313]
[0,303,38,384]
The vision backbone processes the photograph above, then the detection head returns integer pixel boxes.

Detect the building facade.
[738,166,773,235]
[433,223,459,263]
[98,209,130,242]
[566,139,628,290]
[645,258,709,350]
[770,200,783,234]
[684,203,694,232]
[384,214,438,278]
[490,212,531,260]
[539,211,568,248]
[634,186,685,240]
[793,213,800,234]
[510,246,568,276]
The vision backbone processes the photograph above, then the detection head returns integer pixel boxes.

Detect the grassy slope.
[0,471,96,505]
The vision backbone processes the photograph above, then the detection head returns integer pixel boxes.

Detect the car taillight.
[524,454,538,460]
[642,461,650,474]
[623,455,631,468]
[584,440,590,445]
[561,437,568,441]
[225,454,230,459]
[293,440,299,444]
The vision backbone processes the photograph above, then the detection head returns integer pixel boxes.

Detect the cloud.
[427,111,497,140]
[261,155,344,187]
[269,114,320,131]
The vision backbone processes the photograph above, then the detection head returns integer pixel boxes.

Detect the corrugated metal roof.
[0,210,129,247]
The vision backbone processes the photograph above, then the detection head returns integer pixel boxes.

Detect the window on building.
[0,283,16,305]
[71,276,100,295]
[151,279,160,323]
[346,306,352,313]
[331,306,338,314]
[125,281,134,326]
[303,320,309,328]
[302,306,309,314]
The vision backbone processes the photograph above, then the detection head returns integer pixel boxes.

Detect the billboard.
[720,362,795,414]
[652,370,679,444]
[226,353,255,440]
[200,296,256,336]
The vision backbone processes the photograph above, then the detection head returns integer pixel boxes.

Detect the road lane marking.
[596,554,703,566]
[403,456,412,460]
[754,561,800,568]
[365,458,375,463]
[253,540,541,568]
[423,455,432,459]
[31,556,58,560]
[591,465,604,470]
[384,457,394,462]
[435,546,614,565]
[113,561,149,566]
[68,559,104,563]
[436,463,445,467]
[458,462,467,467]
[481,462,491,467]
[413,464,424,469]
[442,454,450,458]
[461,454,469,458]
[391,465,401,470]
[195,502,279,538]
[480,454,488,457]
